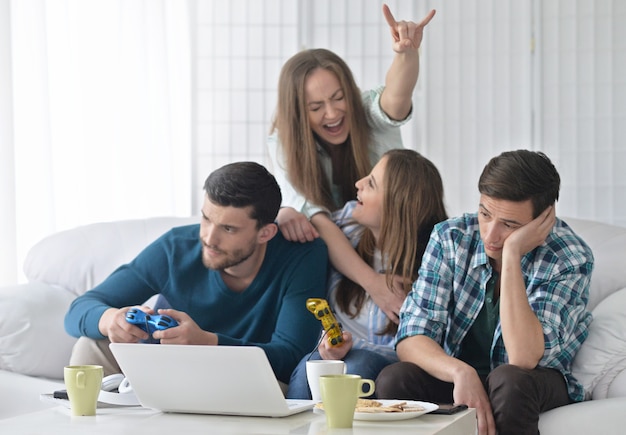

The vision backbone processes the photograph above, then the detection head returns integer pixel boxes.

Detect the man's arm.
[98,306,150,343]
[397,335,477,385]
[64,231,177,339]
[64,266,159,339]
[498,257,545,368]
[498,207,556,368]
[397,336,495,434]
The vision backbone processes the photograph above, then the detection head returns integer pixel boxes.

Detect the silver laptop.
[109,343,315,417]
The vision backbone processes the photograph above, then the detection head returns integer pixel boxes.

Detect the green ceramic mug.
[319,374,376,428]
[64,365,103,416]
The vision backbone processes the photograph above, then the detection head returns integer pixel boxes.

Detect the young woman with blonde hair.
[268,4,436,322]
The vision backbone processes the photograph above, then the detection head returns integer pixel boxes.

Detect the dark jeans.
[376,362,572,435]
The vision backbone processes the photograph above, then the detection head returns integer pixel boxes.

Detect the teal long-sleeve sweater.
[64,224,328,383]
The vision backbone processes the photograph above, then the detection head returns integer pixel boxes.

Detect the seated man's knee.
[69,337,120,376]
[487,365,543,434]
[487,364,537,420]
[487,364,533,400]
[375,361,424,399]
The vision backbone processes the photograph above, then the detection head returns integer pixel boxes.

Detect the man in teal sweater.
[64,162,328,384]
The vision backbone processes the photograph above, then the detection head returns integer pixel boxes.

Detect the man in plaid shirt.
[376,150,593,435]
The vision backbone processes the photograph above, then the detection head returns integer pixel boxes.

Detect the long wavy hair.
[270,48,372,211]
[334,149,448,335]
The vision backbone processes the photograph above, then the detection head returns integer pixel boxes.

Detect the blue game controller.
[125,308,178,339]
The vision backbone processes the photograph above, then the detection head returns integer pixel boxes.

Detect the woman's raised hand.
[382,3,436,53]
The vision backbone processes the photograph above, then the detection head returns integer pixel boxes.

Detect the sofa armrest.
[0,283,77,379]
[572,287,626,399]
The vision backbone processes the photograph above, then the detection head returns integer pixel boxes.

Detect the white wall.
[193,0,625,226]
[0,0,17,285]
[193,0,296,201]
[538,0,626,226]
[3,0,193,285]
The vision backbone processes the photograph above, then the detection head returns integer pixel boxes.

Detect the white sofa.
[1,216,625,434]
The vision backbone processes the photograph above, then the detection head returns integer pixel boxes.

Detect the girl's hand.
[319,331,353,360]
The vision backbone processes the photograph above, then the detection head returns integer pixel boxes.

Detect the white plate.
[353,400,438,421]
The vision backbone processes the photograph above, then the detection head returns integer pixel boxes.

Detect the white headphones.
[101,373,133,394]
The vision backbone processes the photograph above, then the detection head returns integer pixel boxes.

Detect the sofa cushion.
[564,218,626,311]
[607,368,626,398]
[23,216,197,296]
[0,283,77,379]
[538,396,626,435]
[572,288,626,399]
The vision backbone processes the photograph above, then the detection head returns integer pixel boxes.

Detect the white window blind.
[192,0,626,226]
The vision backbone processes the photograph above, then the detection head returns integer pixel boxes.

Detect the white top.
[326,201,396,359]
[267,85,411,218]
[332,250,384,342]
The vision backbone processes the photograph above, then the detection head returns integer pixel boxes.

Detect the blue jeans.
[286,348,398,399]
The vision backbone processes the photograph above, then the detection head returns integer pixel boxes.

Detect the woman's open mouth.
[323,118,344,134]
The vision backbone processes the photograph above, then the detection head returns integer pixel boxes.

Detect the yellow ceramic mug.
[319,374,376,428]
[64,365,103,416]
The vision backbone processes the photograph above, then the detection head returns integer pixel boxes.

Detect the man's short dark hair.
[478,150,560,218]
[204,162,282,228]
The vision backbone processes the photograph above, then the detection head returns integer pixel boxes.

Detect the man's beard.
[201,242,256,271]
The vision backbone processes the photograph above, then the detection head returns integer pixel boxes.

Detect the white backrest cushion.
[572,288,626,400]
[562,218,626,311]
[0,283,76,379]
[565,218,626,400]
[23,216,197,296]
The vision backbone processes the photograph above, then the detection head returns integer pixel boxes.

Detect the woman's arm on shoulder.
[310,212,405,323]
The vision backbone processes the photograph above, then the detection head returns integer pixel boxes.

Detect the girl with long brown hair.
[286,149,447,399]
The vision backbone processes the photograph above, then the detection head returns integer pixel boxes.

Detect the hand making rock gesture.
[383,3,436,53]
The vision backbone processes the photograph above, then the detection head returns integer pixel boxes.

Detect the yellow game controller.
[306,298,344,346]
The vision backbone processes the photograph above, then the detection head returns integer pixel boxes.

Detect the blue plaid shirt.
[397,213,594,401]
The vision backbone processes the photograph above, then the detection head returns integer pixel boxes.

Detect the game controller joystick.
[306,298,344,346]
[125,308,179,338]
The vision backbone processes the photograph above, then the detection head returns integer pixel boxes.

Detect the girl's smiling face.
[305,68,350,146]
[353,156,386,239]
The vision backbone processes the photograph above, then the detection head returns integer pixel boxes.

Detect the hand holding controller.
[306,298,344,347]
[125,308,178,339]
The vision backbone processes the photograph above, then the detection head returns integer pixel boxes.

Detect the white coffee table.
[0,406,476,434]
